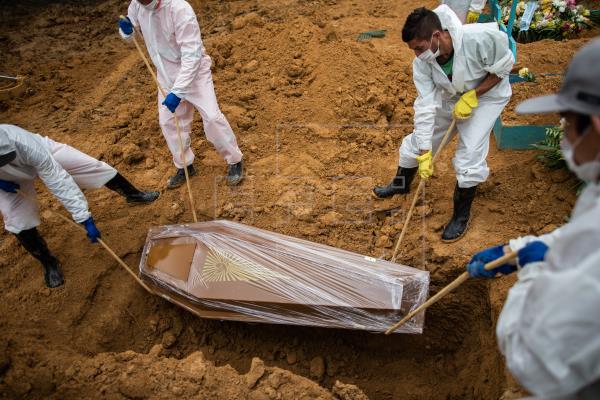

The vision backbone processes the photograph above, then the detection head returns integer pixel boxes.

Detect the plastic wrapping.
[139,220,429,334]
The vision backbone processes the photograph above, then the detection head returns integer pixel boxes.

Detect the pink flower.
[566,0,577,8]
[562,22,571,30]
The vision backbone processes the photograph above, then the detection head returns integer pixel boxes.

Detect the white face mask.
[560,125,600,183]
[141,0,158,10]
[418,33,440,63]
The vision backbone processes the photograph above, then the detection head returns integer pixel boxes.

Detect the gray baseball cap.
[516,38,600,115]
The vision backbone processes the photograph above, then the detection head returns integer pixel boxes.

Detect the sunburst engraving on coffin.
[201,247,287,283]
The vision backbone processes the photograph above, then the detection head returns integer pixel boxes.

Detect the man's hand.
[119,16,134,35]
[467,245,515,278]
[0,179,20,194]
[162,93,181,113]
[416,150,433,179]
[453,90,478,120]
[466,11,480,24]
[517,241,549,267]
[81,217,101,243]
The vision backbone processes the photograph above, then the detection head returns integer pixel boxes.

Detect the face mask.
[418,33,440,63]
[141,0,158,10]
[560,126,600,183]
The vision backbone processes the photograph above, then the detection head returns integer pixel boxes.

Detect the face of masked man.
[560,112,600,183]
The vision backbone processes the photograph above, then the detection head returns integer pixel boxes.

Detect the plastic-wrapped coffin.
[139,220,429,334]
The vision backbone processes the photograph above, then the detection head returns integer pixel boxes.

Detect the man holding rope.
[0,124,159,288]
[466,38,600,398]
[118,0,244,189]
[373,5,514,242]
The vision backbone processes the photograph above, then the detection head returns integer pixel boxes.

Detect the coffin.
[139,220,429,333]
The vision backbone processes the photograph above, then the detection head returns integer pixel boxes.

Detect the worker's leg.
[158,91,196,169]
[46,137,117,189]
[15,228,64,288]
[186,60,244,185]
[399,104,455,168]
[442,99,507,242]
[46,137,158,203]
[373,106,454,198]
[104,173,160,204]
[0,181,63,288]
[453,100,506,188]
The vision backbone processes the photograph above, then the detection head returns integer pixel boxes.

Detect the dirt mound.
[504,27,600,127]
[0,0,591,399]
[39,345,367,400]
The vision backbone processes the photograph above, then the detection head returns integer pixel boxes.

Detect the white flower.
[519,67,530,78]
[559,6,566,12]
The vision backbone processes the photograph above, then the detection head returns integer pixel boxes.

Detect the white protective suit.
[399,5,514,188]
[497,182,600,399]
[442,0,487,23]
[0,125,116,234]
[121,0,243,169]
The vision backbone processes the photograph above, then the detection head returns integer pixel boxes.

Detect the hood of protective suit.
[434,4,463,53]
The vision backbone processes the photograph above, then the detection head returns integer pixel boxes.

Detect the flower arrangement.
[501,0,594,43]
[518,67,536,82]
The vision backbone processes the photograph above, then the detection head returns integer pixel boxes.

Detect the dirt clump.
[45,346,367,400]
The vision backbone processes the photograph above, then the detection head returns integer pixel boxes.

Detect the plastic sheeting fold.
[139,220,429,334]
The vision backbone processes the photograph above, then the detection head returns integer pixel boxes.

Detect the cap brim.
[515,94,571,114]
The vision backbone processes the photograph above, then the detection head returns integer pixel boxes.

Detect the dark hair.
[402,7,442,43]
[575,113,592,134]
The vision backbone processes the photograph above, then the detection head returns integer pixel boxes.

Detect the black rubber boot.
[105,173,160,204]
[442,183,477,242]
[372,167,417,199]
[166,165,196,189]
[15,228,64,288]
[227,160,244,186]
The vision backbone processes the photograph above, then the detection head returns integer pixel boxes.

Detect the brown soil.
[504,27,600,127]
[0,1,589,399]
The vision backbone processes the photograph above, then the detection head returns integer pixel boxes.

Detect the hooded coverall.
[442,0,487,23]
[495,182,600,399]
[121,0,243,169]
[400,5,514,188]
[0,125,116,233]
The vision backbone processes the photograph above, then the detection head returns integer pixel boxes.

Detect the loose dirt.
[0,1,592,399]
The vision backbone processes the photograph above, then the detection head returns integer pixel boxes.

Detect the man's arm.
[17,135,90,224]
[170,3,203,100]
[412,60,438,154]
[474,73,502,97]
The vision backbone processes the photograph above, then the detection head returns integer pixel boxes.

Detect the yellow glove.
[453,90,478,120]
[466,10,480,24]
[416,150,433,180]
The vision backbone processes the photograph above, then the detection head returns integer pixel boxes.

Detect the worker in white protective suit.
[466,38,600,399]
[372,5,514,242]
[0,124,159,288]
[442,0,487,24]
[118,0,244,189]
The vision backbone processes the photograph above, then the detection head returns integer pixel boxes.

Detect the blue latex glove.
[82,217,101,243]
[119,16,133,35]
[467,245,515,279]
[517,241,549,267]
[0,179,20,193]
[162,93,181,113]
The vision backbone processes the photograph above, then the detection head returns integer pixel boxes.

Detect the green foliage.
[533,126,585,193]
[533,126,565,168]
[590,9,600,25]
